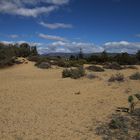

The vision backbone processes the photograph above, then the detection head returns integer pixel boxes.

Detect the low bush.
[0,57,15,68]
[109,116,128,130]
[128,94,140,113]
[108,73,124,82]
[71,67,85,79]
[62,69,71,78]
[86,65,105,72]
[129,72,140,80]
[103,62,123,70]
[57,60,71,68]
[56,59,87,68]
[37,62,51,69]
[95,95,140,140]
[62,67,85,79]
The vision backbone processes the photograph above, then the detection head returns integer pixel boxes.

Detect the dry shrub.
[129,72,140,80]
[86,65,105,72]
[103,62,123,70]
[108,73,124,82]
[37,62,51,69]
[62,67,85,79]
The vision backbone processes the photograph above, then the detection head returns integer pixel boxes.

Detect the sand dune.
[0,61,139,140]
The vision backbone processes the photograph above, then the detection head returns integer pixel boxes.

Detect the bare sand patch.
[0,61,139,140]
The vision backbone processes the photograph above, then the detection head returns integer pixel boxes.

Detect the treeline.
[0,42,38,68]
[85,51,140,65]
[1,41,140,69]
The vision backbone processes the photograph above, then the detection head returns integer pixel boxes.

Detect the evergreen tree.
[78,48,84,59]
[30,46,38,56]
[136,50,140,61]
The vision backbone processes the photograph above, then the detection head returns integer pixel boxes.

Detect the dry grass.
[0,59,140,140]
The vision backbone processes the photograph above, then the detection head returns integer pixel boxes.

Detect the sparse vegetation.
[62,66,85,79]
[96,94,140,140]
[86,65,105,72]
[103,62,123,70]
[62,69,72,78]
[0,42,38,68]
[129,72,140,80]
[37,62,51,69]
[108,73,124,82]
[128,94,140,113]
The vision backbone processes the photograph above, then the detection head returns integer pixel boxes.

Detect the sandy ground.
[0,60,140,140]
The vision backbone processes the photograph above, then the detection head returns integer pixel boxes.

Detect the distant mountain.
[42,52,124,58]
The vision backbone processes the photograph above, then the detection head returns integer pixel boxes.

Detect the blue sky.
[0,0,140,54]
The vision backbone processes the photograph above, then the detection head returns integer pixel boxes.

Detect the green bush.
[109,116,128,130]
[62,67,85,79]
[128,94,140,113]
[57,60,71,68]
[108,73,124,82]
[0,57,15,68]
[129,72,140,80]
[37,62,51,69]
[70,67,85,79]
[56,59,86,68]
[62,69,72,78]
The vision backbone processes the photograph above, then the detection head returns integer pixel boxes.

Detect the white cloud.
[38,41,104,54]
[1,40,42,47]
[2,39,140,54]
[38,33,67,41]
[43,0,69,5]
[0,0,69,17]
[1,41,14,45]
[39,21,73,29]
[8,34,19,39]
[21,0,70,5]
[104,41,140,53]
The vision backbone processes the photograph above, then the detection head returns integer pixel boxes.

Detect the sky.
[0,0,140,54]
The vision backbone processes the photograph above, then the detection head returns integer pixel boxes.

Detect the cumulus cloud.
[2,39,140,54]
[39,21,73,29]
[38,40,140,54]
[37,41,104,54]
[38,33,67,41]
[0,0,69,17]
[104,41,140,53]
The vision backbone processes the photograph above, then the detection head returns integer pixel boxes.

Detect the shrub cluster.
[87,51,140,65]
[108,73,124,82]
[0,42,38,68]
[96,95,140,140]
[37,62,51,69]
[62,67,85,79]
[103,62,123,70]
[86,65,105,72]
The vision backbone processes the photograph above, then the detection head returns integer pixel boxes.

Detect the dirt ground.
[0,60,139,140]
